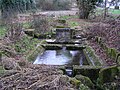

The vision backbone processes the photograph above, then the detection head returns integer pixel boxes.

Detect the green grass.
[68,21,79,27]
[60,15,79,20]
[0,22,31,38]
[13,35,42,61]
[96,8,120,15]
[0,66,4,74]
[0,26,7,38]
[109,9,120,15]
[23,22,31,29]
[14,35,41,54]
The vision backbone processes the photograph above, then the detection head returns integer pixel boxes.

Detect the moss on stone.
[104,46,120,63]
[106,47,112,57]
[111,48,117,59]
[83,50,93,65]
[117,56,120,65]
[103,44,107,50]
[118,66,120,76]
[56,26,66,28]
[98,37,102,44]
[59,75,69,84]
[74,67,100,81]
[75,75,94,88]
[59,68,66,75]
[66,45,86,50]
[24,29,55,39]
[69,78,81,88]
[26,40,46,62]
[57,19,66,24]
[0,66,5,75]
[84,46,103,66]
[95,36,101,44]
[41,44,63,50]
[27,45,44,62]
[24,29,35,37]
[98,66,119,84]
[0,52,2,64]
[116,53,120,65]
[79,84,90,90]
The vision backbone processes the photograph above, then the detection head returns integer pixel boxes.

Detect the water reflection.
[34,50,88,65]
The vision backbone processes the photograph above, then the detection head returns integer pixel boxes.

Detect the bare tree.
[0,0,36,23]
[104,0,108,19]
[76,0,99,19]
[0,0,36,42]
[115,0,120,9]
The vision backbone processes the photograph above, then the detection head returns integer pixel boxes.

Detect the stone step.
[41,44,86,50]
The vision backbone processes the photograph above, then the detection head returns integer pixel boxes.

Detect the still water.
[34,49,88,65]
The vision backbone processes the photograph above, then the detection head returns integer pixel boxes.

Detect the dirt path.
[40,10,78,16]
[19,10,78,18]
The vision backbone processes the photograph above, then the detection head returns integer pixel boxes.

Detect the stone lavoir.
[33,27,120,90]
[34,28,91,66]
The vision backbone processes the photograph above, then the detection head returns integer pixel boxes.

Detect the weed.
[0,26,7,38]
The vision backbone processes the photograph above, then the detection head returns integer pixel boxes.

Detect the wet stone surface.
[34,50,88,65]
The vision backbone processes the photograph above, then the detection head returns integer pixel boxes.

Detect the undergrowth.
[14,35,41,55]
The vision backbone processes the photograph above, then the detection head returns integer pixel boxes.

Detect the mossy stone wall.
[95,36,120,65]
[98,66,119,84]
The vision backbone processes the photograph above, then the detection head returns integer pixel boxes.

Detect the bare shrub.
[35,0,71,11]
[88,19,120,50]
[6,23,24,43]
[32,14,50,35]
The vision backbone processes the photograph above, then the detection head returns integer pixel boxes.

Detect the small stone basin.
[34,50,89,65]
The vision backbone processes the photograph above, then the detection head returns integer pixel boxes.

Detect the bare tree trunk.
[115,0,119,9]
[77,0,90,19]
[0,53,2,62]
[115,0,118,6]
[104,0,107,19]
[79,10,89,19]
